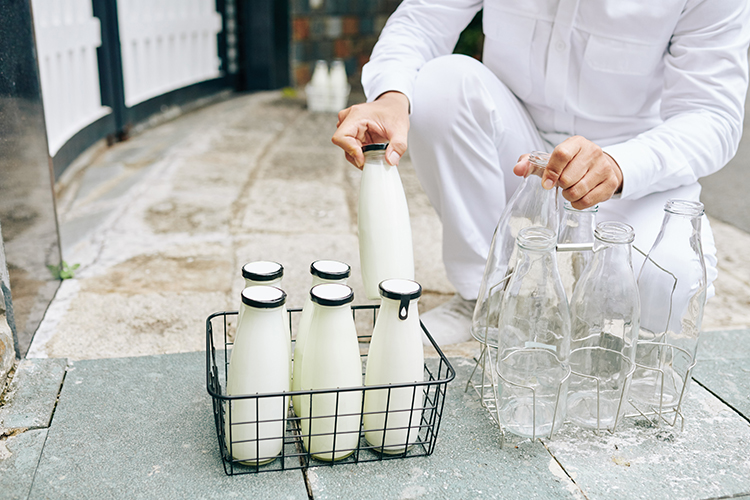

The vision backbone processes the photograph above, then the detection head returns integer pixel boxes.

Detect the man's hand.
[332,91,410,169]
[513,136,623,209]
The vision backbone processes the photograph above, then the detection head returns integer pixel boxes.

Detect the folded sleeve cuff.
[362,64,415,113]
[602,142,656,200]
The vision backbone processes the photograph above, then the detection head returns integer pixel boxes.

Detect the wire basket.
[466,243,696,445]
[206,304,455,475]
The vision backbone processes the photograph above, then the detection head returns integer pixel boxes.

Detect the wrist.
[604,151,623,195]
[376,91,411,114]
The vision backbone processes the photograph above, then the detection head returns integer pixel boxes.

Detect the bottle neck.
[660,211,702,239]
[591,240,633,270]
[514,170,559,232]
[380,295,420,321]
[364,150,387,166]
[311,275,348,287]
[559,210,597,243]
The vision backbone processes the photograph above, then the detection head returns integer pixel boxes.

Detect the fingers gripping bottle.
[630,200,707,412]
[495,227,571,439]
[567,222,639,432]
[472,151,559,348]
[358,143,415,300]
[292,260,351,416]
[224,286,290,465]
[298,284,363,461]
[364,279,424,454]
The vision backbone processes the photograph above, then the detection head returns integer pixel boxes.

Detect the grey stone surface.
[693,329,750,419]
[308,358,583,500]
[0,429,48,500]
[703,219,750,331]
[0,358,67,429]
[546,384,750,500]
[28,351,309,500]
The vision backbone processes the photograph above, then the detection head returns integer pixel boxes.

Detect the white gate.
[32,0,110,156]
[117,0,223,107]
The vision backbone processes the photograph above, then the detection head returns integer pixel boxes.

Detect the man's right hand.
[332,91,410,169]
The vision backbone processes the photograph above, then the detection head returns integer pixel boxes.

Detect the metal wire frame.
[206,305,456,476]
[466,241,696,442]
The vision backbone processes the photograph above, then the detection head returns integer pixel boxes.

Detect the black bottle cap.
[311,260,351,280]
[310,283,354,307]
[362,143,388,152]
[241,286,286,308]
[242,261,283,282]
[379,279,422,320]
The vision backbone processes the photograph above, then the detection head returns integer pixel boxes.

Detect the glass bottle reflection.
[567,222,639,432]
[557,202,597,300]
[495,227,570,439]
[473,152,559,348]
[630,200,706,411]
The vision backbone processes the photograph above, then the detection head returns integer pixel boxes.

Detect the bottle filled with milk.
[238,261,290,360]
[358,143,415,300]
[363,279,424,453]
[298,283,363,461]
[225,286,290,465]
[292,260,351,416]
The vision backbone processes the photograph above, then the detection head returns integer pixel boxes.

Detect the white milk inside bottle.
[239,261,290,361]
[364,279,424,453]
[292,260,351,416]
[358,143,415,300]
[225,286,290,465]
[298,283,363,461]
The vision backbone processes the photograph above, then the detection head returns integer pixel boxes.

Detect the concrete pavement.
[1,90,750,499]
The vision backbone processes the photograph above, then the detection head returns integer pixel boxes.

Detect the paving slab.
[308,357,583,500]
[0,429,48,500]
[0,358,67,429]
[693,329,750,419]
[27,351,309,500]
[545,384,750,500]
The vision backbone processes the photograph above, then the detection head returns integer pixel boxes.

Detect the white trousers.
[409,55,717,301]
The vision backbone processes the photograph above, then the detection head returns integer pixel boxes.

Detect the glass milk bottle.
[631,200,707,411]
[298,283,363,461]
[239,261,290,360]
[496,227,570,439]
[358,143,415,300]
[225,286,290,465]
[472,152,559,348]
[364,279,424,453]
[292,260,351,416]
[567,222,639,432]
[557,202,597,299]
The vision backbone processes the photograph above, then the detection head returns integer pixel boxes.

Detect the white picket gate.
[32,0,110,156]
[117,0,223,107]
[31,0,223,156]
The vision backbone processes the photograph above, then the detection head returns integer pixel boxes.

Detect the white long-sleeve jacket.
[362,0,750,201]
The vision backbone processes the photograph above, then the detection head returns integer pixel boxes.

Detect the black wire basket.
[206,304,455,475]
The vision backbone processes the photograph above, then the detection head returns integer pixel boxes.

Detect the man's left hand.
[513,136,623,209]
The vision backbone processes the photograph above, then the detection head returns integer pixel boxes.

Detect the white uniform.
[362,0,750,300]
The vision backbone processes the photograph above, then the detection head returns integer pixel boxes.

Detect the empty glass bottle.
[495,226,570,439]
[472,152,559,348]
[630,200,707,411]
[567,221,639,432]
[557,202,597,300]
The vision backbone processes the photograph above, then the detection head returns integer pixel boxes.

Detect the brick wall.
[290,0,401,92]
